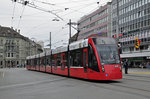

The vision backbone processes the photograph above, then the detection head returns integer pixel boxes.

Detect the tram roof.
[28,55,35,59]
[45,50,51,55]
[27,54,39,59]
[52,45,68,54]
[35,54,40,57]
[69,39,88,51]
[92,37,116,45]
[26,56,30,59]
[40,52,45,57]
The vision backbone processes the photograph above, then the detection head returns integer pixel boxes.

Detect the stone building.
[0,26,43,68]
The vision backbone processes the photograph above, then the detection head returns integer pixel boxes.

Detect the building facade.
[0,26,43,68]
[112,0,150,67]
[77,2,112,40]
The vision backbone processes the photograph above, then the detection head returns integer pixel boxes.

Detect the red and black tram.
[26,37,122,80]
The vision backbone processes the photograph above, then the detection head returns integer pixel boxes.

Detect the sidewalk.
[123,68,150,76]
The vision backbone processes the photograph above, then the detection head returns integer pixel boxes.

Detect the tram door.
[83,48,88,73]
[61,53,65,70]
[54,55,57,70]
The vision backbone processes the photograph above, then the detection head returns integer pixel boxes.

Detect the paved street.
[0,68,150,99]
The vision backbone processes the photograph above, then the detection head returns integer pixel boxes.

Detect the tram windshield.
[95,44,120,65]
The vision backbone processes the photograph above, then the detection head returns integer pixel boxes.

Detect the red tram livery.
[26,37,122,80]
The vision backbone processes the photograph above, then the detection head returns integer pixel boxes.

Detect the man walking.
[124,59,128,74]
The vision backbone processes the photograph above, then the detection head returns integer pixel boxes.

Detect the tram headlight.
[101,63,105,72]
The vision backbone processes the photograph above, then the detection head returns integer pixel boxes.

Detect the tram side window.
[63,53,67,66]
[30,60,31,66]
[70,49,83,67]
[30,60,32,65]
[27,60,29,65]
[57,54,61,66]
[40,58,42,66]
[52,55,55,66]
[34,59,37,66]
[41,58,43,66]
[35,59,37,66]
[43,58,45,66]
[31,60,33,66]
[46,56,50,65]
[88,45,100,72]
[37,58,40,66]
[30,60,32,66]
[43,57,46,66]
[31,59,32,66]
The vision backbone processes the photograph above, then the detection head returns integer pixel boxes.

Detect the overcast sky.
[0,0,111,48]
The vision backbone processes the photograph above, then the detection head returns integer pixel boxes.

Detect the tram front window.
[95,45,120,65]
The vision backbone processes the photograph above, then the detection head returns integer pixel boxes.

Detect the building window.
[7,53,10,57]
[11,53,13,57]
[0,61,3,65]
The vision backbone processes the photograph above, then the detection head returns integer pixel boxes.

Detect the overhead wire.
[17,5,25,29]
[14,0,64,22]
[34,0,55,5]
[61,2,97,17]
[33,0,98,15]
[14,0,106,42]
[11,1,17,27]
[52,0,94,5]
[15,0,100,28]
[33,1,99,32]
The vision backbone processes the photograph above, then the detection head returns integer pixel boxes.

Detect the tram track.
[125,74,150,79]
[123,74,150,82]
[0,78,67,90]
[74,79,150,98]
[93,82,150,98]
[94,82,150,99]
[123,77,150,83]
[109,82,150,92]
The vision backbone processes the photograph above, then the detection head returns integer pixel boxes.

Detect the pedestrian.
[124,59,128,74]
[147,62,150,69]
